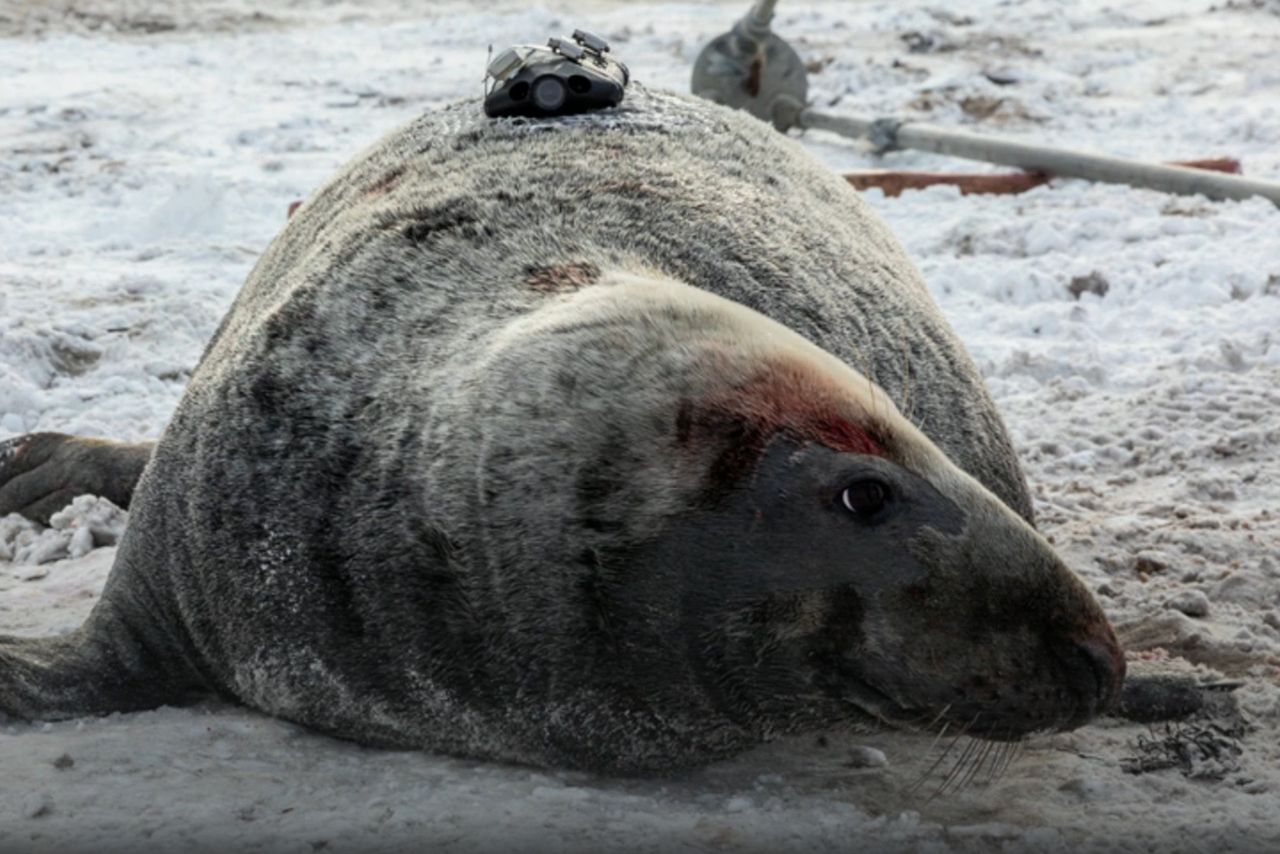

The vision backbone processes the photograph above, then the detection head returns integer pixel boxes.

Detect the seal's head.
[464,268,1123,769]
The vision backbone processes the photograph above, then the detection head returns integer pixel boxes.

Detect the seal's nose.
[1051,629,1126,725]
[1074,635,1125,712]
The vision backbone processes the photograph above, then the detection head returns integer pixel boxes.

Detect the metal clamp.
[867,118,903,155]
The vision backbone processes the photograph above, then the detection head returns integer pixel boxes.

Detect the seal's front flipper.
[0,433,155,525]
[0,605,202,721]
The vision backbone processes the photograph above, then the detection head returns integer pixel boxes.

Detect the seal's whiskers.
[958,739,997,789]
[929,714,984,799]
[997,738,1026,779]
[911,713,978,799]
[906,721,955,796]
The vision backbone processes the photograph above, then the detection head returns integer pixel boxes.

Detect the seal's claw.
[0,433,81,523]
[0,434,27,463]
[0,433,36,472]
[0,433,152,525]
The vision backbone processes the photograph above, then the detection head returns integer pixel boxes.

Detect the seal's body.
[0,89,1122,772]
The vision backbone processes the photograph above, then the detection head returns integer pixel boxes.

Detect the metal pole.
[799,109,1280,207]
[745,0,780,33]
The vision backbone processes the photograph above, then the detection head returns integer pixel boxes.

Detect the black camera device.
[484,29,629,119]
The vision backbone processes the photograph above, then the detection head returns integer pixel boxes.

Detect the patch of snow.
[1,496,127,567]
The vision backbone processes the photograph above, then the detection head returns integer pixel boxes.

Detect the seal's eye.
[840,479,890,519]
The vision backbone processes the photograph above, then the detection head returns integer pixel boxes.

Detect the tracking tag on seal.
[483,29,630,119]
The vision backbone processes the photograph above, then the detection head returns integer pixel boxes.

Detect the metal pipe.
[799,109,1280,206]
[734,1,780,49]
[747,0,780,30]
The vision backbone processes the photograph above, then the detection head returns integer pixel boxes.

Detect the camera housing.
[484,30,629,119]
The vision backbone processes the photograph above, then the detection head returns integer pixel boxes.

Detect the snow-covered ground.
[2,0,1279,850]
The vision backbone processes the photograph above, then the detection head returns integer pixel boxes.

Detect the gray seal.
[0,88,1123,773]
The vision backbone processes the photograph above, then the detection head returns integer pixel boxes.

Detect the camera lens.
[532,76,567,112]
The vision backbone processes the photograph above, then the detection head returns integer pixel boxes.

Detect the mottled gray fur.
[0,88,1121,771]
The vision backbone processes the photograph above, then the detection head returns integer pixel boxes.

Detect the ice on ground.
[1,496,127,567]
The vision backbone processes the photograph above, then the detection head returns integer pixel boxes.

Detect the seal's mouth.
[823,612,1126,741]
[836,676,1052,740]
[830,660,1101,741]
[830,665,931,729]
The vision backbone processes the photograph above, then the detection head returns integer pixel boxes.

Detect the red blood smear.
[692,358,887,459]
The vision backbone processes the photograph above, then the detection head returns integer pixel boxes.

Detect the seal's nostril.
[1048,632,1124,726]
[1073,637,1123,711]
